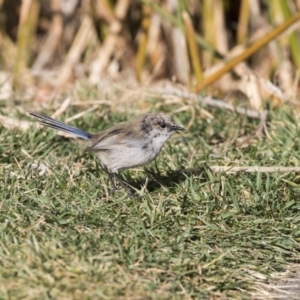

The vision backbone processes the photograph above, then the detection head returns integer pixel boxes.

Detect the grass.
[1,95,300,299]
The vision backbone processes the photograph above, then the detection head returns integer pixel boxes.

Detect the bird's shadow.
[121,166,208,192]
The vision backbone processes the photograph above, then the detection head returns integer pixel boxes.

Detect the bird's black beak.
[171,124,185,131]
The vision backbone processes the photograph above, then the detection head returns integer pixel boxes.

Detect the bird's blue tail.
[29,112,92,140]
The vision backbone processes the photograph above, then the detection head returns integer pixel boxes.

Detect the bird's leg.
[112,173,135,194]
[101,165,136,195]
[101,165,120,190]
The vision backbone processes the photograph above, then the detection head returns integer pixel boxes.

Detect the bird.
[29,111,184,194]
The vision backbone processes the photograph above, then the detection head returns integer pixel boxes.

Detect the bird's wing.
[86,122,146,151]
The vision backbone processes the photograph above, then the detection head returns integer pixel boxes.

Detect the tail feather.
[29,112,92,140]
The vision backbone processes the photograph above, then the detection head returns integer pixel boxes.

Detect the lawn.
[1,92,300,299]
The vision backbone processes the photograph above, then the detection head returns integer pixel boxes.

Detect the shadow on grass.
[121,166,208,192]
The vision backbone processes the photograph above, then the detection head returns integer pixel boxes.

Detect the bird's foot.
[109,182,139,197]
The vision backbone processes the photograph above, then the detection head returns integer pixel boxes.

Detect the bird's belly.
[96,145,160,173]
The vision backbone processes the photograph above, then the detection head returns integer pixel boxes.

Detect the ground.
[1,88,300,299]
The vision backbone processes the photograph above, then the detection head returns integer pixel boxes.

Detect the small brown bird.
[29,112,184,193]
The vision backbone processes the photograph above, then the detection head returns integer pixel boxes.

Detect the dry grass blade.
[51,97,71,119]
[208,166,300,173]
[89,0,130,83]
[244,73,262,110]
[202,0,215,66]
[13,0,40,89]
[32,0,63,70]
[145,14,166,83]
[56,15,94,88]
[182,11,203,85]
[213,0,228,54]
[65,106,99,123]
[237,0,251,44]
[167,0,190,84]
[279,1,300,68]
[135,5,152,81]
[0,33,17,70]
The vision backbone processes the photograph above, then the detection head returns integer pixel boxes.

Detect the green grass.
[1,101,300,299]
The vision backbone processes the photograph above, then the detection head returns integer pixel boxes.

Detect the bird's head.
[140,112,184,142]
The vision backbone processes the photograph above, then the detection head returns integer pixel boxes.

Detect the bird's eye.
[159,122,166,128]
